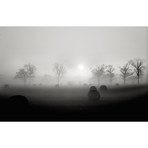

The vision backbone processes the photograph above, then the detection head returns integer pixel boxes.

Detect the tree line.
[15,63,66,87]
[91,58,145,85]
[15,58,146,86]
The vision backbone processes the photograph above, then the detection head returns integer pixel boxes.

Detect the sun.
[77,64,84,70]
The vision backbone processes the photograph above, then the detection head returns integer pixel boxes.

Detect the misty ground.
[0,85,148,121]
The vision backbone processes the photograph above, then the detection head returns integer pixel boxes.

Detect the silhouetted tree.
[15,64,36,86]
[53,63,66,87]
[106,65,115,85]
[91,64,106,85]
[24,64,36,85]
[119,63,134,85]
[15,68,28,85]
[129,58,145,85]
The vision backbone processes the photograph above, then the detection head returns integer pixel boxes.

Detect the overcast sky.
[0,27,147,79]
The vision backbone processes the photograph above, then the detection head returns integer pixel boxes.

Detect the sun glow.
[77,64,85,70]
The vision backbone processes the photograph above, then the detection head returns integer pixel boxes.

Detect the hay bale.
[8,95,29,112]
[88,86,100,101]
[100,85,108,92]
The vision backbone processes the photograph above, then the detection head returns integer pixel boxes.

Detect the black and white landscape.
[0,27,148,121]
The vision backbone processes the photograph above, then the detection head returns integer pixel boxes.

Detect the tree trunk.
[110,77,112,85]
[137,76,140,85]
[29,77,32,86]
[124,78,126,85]
[58,77,60,87]
[98,78,100,86]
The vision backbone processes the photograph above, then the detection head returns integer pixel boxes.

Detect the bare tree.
[24,64,36,85]
[15,64,36,86]
[91,64,107,85]
[119,63,134,85]
[106,65,115,85]
[53,63,66,87]
[129,58,145,85]
[15,68,28,86]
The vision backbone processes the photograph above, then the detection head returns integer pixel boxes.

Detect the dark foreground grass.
[0,85,148,121]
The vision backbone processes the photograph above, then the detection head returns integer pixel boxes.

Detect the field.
[0,85,148,121]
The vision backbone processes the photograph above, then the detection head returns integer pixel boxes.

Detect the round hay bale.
[4,84,9,88]
[88,86,100,101]
[83,83,88,87]
[55,84,59,88]
[115,83,119,86]
[100,85,108,92]
[8,95,29,111]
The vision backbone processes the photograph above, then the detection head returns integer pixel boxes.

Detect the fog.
[0,27,148,121]
[0,27,148,86]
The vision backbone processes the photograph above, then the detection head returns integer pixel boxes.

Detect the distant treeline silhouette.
[14,58,146,86]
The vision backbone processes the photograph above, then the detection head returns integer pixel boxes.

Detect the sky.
[0,27,148,83]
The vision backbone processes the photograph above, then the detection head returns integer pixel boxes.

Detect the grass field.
[0,85,148,121]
